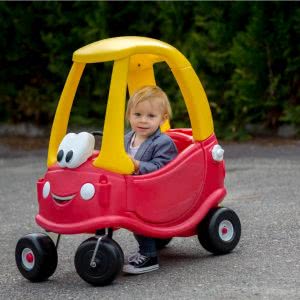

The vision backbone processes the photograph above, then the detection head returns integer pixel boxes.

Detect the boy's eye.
[148,114,155,118]
[134,113,141,117]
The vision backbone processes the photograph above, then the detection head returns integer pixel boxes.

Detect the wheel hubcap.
[26,253,34,263]
[218,220,234,241]
[21,248,35,270]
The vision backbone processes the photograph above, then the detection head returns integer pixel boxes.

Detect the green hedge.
[0,2,299,139]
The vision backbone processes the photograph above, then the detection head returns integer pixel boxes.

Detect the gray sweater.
[125,129,178,175]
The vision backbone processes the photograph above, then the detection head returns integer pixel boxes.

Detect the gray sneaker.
[123,252,159,274]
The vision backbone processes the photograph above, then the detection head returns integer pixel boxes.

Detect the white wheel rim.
[21,248,35,270]
[218,220,234,242]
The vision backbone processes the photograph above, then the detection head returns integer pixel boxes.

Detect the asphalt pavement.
[0,140,299,299]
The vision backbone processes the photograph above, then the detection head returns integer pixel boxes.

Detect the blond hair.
[126,86,172,120]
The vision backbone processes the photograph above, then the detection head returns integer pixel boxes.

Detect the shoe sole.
[123,264,159,274]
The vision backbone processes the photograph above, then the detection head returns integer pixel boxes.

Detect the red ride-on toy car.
[15,37,241,286]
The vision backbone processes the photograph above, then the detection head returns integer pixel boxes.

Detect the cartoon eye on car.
[15,36,241,286]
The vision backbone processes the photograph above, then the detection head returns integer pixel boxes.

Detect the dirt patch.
[0,135,299,152]
[221,137,300,146]
[0,136,49,151]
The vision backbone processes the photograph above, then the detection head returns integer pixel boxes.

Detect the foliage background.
[0,1,299,139]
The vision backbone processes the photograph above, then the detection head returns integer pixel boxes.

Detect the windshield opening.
[153,62,191,129]
[68,61,113,150]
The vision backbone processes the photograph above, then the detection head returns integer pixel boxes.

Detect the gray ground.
[0,139,299,300]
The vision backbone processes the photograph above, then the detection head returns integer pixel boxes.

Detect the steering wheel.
[91,131,103,137]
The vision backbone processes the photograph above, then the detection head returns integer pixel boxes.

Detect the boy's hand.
[129,155,140,173]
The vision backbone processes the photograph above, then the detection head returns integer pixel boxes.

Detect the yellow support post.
[47,62,85,167]
[93,58,134,174]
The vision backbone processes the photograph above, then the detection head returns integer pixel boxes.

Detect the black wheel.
[80,236,124,266]
[74,237,123,286]
[198,207,241,255]
[102,237,124,266]
[155,238,173,250]
[15,233,58,282]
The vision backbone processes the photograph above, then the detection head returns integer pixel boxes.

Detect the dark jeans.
[134,234,157,257]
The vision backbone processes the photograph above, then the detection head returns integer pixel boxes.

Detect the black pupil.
[57,150,64,162]
[66,150,73,163]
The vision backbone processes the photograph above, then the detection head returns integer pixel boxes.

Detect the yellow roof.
[47,36,214,172]
[73,36,190,69]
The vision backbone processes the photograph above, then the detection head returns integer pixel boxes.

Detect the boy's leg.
[134,234,157,257]
[123,234,159,274]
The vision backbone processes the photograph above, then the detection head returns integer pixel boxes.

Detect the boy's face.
[128,99,166,139]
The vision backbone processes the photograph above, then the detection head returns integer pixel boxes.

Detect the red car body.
[36,129,226,238]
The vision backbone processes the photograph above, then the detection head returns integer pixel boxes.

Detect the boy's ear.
[160,114,168,124]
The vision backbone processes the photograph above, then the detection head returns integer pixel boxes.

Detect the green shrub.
[0,2,299,139]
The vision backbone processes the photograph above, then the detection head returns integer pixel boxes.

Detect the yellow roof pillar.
[93,57,134,174]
